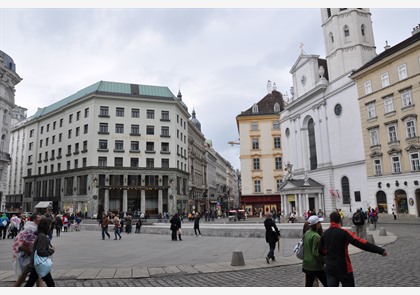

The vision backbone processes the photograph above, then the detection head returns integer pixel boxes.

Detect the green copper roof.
[31,81,176,119]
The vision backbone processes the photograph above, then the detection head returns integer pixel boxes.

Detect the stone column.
[104,189,109,213]
[123,190,128,213]
[141,190,145,213]
[158,189,163,214]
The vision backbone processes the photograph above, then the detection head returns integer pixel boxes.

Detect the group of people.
[99,212,143,240]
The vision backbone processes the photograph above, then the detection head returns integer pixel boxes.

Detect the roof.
[237,90,285,118]
[34,201,52,208]
[352,30,420,76]
[31,81,177,120]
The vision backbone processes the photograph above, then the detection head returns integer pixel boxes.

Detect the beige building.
[350,27,420,217]
[236,82,285,216]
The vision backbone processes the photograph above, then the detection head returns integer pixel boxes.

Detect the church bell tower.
[321,8,376,81]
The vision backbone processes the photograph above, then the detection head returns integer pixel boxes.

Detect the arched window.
[308,118,317,170]
[341,176,350,204]
[344,25,350,37]
[252,103,259,114]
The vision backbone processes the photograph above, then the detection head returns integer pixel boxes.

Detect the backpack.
[293,239,304,260]
[353,212,363,225]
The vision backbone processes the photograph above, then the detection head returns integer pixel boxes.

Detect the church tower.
[321,8,376,81]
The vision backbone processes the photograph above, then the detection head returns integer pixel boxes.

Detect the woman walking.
[170,213,181,241]
[113,216,122,240]
[24,217,56,287]
[194,213,202,237]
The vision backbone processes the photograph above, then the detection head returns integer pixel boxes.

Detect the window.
[46,124,50,132]
[76,127,80,137]
[99,140,108,150]
[381,72,390,88]
[364,81,372,95]
[147,110,155,119]
[130,158,139,168]
[410,152,420,171]
[128,125,139,135]
[274,137,281,149]
[272,121,280,130]
[130,141,139,152]
[98,157,107,167]
[74,159,78,169]
[369,128,379,146]
[308,118,318,170]
[59,133,62,142]
[82,158,87,167]
[406,120,417,138]
[275,157,282,170]
[367,102,376,119]
[53,122,56,130]
[115,140,124,151]
[146,142,155,152]
[252,138,259,150]
[160,126,169,137]
[341,176,350,205]
[253,158,260,170]
[251,122,258,131]
[146,158,154,168]
[83,140,87,152]
[162,159,169,168]
[401,89,413,107]
[115,124,124,133]
[131,108,139,118]
[373,158,382,176]
[69,114,73,124]
[254,179,261,193]
[40,126,44,134]
[52,136,55,144]
[387,125,398,143]
[59,118,63,127]
[74,143,79,153]
[343,25,350,37]
[391,155,401,173]
[84,108,89,118]
[76,111,80,121]
[361,24,365,36]
[99,123,108,133]
[161,142,169,152]
[67,145,71,155]
[252,104,259,114]
[99,106,109,117]
[84,124,88,134]
[116,107,124,117]
[146,125,154,135]
[276,179,282,192]
[29,142,33,150]
[384,96,394,113]
[115,157,123,167]
[68,129,72,139]
[161,111,170,121]
[398,64,408,80]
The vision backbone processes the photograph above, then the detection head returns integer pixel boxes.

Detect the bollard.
[231,250,245,266]
[379,227,387,236]
[351,225,356,233]
[366,234,375,244]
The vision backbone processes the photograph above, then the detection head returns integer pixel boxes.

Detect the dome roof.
[191,109,201,131]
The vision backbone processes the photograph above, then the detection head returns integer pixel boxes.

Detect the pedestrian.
[352,208,365,238]
[135,218,142,233]
[0,213,10,239]
[54,215,62,237]
[320,211,387,287]
[169,213,181,241]
[24,216,56,287]
[113,216,122,240]
[62,215,69,232]
[338,209,344,226]
[302,215,327,287]
[263,212,281,264]
[391,204,397,220]
[125,215,132,234]
[100,212,110,240]
[10,214,21,239]
[194,213,202,237]
[302,210,323,286]
[12,213,44,287]
[368,208,378,229]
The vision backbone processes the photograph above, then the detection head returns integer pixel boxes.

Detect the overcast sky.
[1,5,419,170]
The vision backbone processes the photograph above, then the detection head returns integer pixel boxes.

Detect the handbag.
[34,250,53,278]
[293,239,304,260]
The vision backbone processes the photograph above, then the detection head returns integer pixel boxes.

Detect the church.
[279,8,377,217]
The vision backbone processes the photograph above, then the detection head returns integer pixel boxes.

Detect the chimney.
[412,24,420,36]
[267,80,272,93]
[384,41,390,51]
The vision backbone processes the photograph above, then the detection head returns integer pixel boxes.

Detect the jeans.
[326,272,355,287]
[102,226,110,239]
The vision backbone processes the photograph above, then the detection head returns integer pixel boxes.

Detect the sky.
[0,2,419,171]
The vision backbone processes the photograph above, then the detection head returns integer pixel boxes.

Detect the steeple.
[321,8,376,81]
[190,108,201,131]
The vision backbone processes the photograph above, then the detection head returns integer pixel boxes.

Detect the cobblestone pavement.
[4,223,416,287]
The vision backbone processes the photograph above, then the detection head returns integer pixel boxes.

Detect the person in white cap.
[302,215,327,287]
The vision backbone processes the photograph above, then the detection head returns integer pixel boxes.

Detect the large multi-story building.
[0,51,22,211]
[236,81,285,216]
[350,26,420,216]
[19,81,190,217]
[279,8,375,217]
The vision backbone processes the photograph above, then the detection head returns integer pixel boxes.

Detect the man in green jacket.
[302,215,327,287]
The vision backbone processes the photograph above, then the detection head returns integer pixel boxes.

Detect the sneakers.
[272,257,276,262]
[199,235,202,237]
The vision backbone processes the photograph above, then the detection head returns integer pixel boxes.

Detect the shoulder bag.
[34,250,53,278]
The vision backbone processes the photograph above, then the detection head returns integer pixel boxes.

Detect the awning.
[34,201,52,208]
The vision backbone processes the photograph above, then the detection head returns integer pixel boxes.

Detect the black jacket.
[320,222,385,275]
[170,215,181,230]
[194,215,200,228]
[264,217,280,243]
[29,232,54,267]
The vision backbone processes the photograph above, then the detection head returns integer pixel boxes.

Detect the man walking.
[263,212,281,263]
[100,212,110,240]
[351,208,365,238]
[320,211,387,287]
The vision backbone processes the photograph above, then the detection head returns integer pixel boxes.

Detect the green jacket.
[302,228,325,271]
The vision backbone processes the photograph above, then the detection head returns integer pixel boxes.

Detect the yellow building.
[235,82,285,216]
[350,28,420,217]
